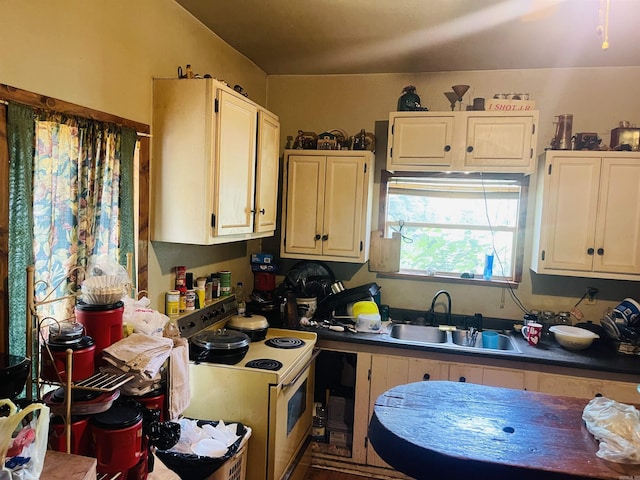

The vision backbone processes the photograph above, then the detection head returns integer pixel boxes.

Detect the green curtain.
[7,102,35,358]
[118,127,137,290]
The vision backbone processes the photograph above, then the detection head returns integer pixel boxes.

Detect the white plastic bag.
[122,296,168,336]
[582,396,640,463]
[0,399,50,480]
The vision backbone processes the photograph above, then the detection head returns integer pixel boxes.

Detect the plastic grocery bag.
[0,399,50,480]
[582,396,640,463]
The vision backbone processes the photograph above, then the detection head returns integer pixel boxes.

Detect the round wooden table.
[368,380,640,480]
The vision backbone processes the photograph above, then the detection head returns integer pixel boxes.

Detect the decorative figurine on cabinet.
[397,85,428,111]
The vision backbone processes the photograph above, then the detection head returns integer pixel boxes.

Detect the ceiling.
[176,0,638,75]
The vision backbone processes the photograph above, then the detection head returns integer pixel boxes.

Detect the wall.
[0,0,267,312]
[2,1,639,321]
[266,68,640,322]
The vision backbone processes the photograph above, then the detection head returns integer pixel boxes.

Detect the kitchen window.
[379,171,528,284]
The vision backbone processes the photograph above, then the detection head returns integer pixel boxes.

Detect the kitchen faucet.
[427,290,452,326]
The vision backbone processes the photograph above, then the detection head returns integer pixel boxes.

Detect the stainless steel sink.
[451,329,520,351]
[388,324,522,354]
[389,324,447,343]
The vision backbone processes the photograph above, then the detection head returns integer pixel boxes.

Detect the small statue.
[352,129,367,150]
[397,85,428,112]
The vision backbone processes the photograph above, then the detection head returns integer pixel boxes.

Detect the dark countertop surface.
[304,321,640,376]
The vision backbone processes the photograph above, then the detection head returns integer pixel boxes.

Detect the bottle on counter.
[235,281,246,315]
[312,403,327,442]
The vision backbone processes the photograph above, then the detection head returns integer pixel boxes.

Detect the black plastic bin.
[156,420,248,480]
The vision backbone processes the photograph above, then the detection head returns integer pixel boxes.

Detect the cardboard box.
[251,253,273,264]
[328,428,352,448]
[484,99,536,112]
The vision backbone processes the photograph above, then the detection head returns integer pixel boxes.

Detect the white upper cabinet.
[151,78,279,245]
[531,151,640,280]
[387,111,538,173]
[281,150,374,263]
[255,108,280,234]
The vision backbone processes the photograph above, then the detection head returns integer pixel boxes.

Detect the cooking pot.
[0,353,31,400]
[225,313,269,341]
[189,328,250,365]
[248,299,282,327]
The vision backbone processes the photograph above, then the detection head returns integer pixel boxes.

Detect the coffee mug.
[482,330,499,349]
[522,322,543,346]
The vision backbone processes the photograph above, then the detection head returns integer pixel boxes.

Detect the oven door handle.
[282,348,321,390]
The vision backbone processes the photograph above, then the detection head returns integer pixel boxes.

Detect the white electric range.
[176,297,318,480]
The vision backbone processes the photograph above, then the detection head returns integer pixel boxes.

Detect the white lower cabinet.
[527,371,640,404]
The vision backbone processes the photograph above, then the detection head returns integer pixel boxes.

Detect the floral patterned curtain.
[31,114,132,325]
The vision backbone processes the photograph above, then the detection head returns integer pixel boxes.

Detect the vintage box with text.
[484,99,536,112]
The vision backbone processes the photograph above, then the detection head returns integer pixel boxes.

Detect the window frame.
[0,83,150,353]
[378,170,528,287]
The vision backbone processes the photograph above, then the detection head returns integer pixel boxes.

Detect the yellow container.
[350,301,379,319]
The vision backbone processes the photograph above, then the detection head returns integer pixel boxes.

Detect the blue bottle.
[483,252,494,280]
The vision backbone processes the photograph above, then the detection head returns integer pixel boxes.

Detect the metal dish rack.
[25,265,134,456]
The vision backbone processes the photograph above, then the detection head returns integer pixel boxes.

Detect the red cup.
[522,322,543,346]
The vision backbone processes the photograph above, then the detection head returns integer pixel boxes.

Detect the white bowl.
[549,325,599,350]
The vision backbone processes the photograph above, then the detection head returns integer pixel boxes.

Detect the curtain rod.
[1,98,151,137]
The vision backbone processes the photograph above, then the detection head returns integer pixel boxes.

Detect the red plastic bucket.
[49,415,92,457]
[131,389,166,422]
[75,301,124,363]
[40,337,95,382]
[91,403,143,473]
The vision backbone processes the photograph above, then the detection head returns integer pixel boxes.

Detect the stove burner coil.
[245,359,283,371]
[264,337,305,349]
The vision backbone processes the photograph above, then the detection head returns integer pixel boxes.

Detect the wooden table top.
[368,381,640,480]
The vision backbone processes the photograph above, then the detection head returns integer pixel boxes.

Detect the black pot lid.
[75,300,124,311]
[47,335,95,349]
[192,328,250,350]
[52,386,101,403]
[49,321,84,341]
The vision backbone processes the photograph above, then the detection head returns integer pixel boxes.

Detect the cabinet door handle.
[597,248,604,255]
[423,373,431,381]
[259,209,266,215]
[466,146,474,153]
[587,248,595,255]
[322,234,329,241]
[444,145,451,152]
[458,376,466,383]
[314,234,321,241]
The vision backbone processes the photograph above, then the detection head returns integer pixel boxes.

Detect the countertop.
[368,380,640,480]
[303,321,640,376]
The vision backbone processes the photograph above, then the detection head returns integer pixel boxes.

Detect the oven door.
[269,350,318,480]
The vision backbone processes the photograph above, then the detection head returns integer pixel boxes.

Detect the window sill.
[375,270,519,289]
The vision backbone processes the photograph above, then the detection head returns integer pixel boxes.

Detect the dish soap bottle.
[235,281,246,315]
